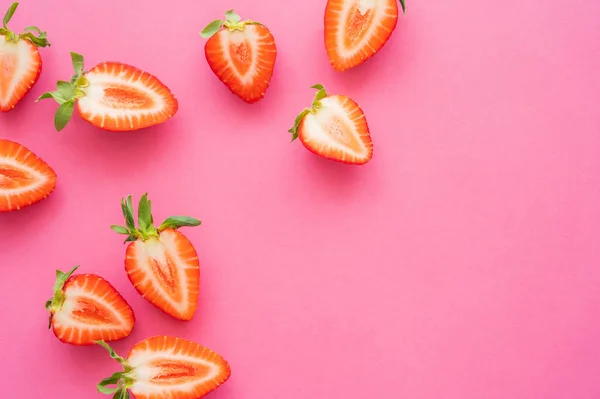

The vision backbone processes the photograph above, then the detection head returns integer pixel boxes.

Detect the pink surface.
[1,0,599,398]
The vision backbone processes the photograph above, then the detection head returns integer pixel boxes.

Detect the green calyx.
[200,9,261,39]
[96,340,134,399]
[37,52,88,132]
[399,0,406,14]
[288,84,329,141]
[111,193,201,243]
[45,266,78,328]
[0,2,50,47]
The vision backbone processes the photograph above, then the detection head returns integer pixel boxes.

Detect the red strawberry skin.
[50,273,135,346]
[205,24,277,103]
[124,229,200,321]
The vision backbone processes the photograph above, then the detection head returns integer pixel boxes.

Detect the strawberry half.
[201,9,277,103]
[324,0,405,71]
[38,52,178,132]
[0,138,57,212]
[96,336,231,399]
[45,266,135,346]
[111,194,201,321]
[288,84,373,165]
[0,2,50,111]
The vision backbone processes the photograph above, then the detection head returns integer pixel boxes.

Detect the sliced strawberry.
[38,52,178,132]
[45,266,135,346]
[324,0,405,71]
[288,84,373,165]
[0,2,50,111]
[96,336,231,399]
[111,194,201,321]
[201,9,277,103]
[0,139,57,212]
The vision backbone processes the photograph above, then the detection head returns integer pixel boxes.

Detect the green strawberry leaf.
[37,91,68,104]
[71,52,84,76]
[158,216,201,232]
[110,225,130,235]
[310,83,328,103]
[399,0,406,14]
[200,19,224,38]
[53,266,78,292]
[3,2,18,29]
[121,196,136,231]
[54,100,75,132]
[97,372,125,394]
[137,193,152,233]
[288,109,310,141]
[46,266,78,318]
[225,9,241,23]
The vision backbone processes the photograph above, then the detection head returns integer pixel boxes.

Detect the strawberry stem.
[288,84,330,141]
[0,3,50,46]
[111,194,201,243]
[37,52,88,132]
[96,341,134,398]
[200,9,259,38]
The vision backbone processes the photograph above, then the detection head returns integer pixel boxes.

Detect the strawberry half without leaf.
[289,84,373,165]
[111,194,201,321]
[0,138,57,212]
[45,266,135,346]
[96,336,231,399]
[38,52,178,132]
[0,2,50,111]
[201,9,276,103]
[324,0,405,71]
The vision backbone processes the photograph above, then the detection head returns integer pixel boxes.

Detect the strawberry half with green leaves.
[96,336,231,399]
[111,194,201,321]
[324,0,405,71]
[38,52,178,132]
[289,84,373,165]
[0,2,50,111]
[201,9,276,103]
[45,266,135,346]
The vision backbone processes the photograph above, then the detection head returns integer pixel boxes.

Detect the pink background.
[1,0,599,398]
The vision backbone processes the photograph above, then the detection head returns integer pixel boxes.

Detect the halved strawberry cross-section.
[111,194,202,321]
[96,336,231,399]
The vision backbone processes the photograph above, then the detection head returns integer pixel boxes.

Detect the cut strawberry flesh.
[51,274,135,345]
[0,37,42,111]
[325,0,399,71]
[125,229,199,321]
[205,24,276,103]
[76,62,178,131]
[0,139,56,212]
[127,336,231,399]
[299,95,373,165]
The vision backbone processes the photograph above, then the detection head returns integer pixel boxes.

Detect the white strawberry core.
[0,37,38,108]
[358,0,375,15]
[220,26,263,84]
[130,233,191,314]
